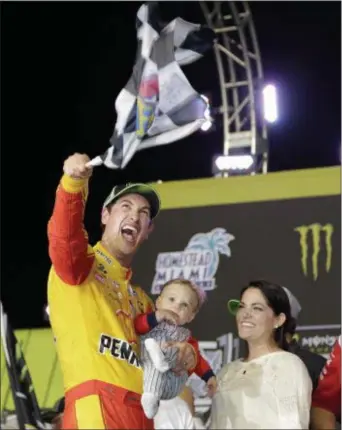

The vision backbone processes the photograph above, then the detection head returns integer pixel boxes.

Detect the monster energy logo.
[294,223,333,281]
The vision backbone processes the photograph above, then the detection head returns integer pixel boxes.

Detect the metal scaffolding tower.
[200,1,269,173]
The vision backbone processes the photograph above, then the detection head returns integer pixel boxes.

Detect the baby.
[134,278,217,419]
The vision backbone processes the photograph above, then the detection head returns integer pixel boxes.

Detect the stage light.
[263,84,278,123]
[212,155,255,175]
[201,120,212,131]
[200,94,213,131]
[45,305,50,316]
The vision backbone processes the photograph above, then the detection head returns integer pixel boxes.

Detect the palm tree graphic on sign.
[185,228,235,280]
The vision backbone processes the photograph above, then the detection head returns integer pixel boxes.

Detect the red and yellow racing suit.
[312,336,341,419]
[47,175,160,429]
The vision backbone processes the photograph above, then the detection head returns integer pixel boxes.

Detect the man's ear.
[101,207,110,226]
[146,221,154,239]
[276,312,286,329]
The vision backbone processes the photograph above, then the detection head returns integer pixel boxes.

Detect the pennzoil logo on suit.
[294,223,334,281]
[98,333,141,368]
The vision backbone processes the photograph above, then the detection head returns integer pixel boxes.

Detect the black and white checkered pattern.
[88,2,215,169]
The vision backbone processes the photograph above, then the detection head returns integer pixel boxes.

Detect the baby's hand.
[155,309,179,325]
[206,376,217,398]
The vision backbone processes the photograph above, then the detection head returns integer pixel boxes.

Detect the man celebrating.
[47,153,197,430]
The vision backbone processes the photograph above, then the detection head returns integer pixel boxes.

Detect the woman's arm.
[297,357,313,429]
[274,354,312,429]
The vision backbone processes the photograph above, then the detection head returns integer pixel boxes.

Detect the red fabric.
[48,183,94,286]
[62,403,77,430]
[187,336,212,378]
[134,313,151,334]
[62,380,154,430]
[312,337,341,417]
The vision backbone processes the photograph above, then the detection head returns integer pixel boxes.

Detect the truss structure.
[201,1,269,173]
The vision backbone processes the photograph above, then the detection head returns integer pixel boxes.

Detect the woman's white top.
[154,396,206,429]
[210,351,312,429]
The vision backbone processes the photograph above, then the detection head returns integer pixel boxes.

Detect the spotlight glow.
[263,84,278,123]
[200,94,213,131]
[214,155,254,171]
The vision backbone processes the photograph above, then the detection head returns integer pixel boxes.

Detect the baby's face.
[156,282,198,325]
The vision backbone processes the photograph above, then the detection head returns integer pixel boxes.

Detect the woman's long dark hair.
[240,279,295,351]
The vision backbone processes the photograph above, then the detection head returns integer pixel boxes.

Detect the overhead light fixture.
[212,155,255,175]
[263,84,278,123]
[200,94,213,131]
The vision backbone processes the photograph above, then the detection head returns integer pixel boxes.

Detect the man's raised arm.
[47,153,95,285]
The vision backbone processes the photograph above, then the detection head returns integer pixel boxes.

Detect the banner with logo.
[134,200,340,339]
[132,166,341,415]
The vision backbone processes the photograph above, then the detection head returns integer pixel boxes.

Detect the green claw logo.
[294,223,334,281]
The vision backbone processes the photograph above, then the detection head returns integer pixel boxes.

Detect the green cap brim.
[103,183,160,219]
[227,299,240,316]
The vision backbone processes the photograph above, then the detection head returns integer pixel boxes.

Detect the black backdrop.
[132,193,341,409]
[133,195,340,335]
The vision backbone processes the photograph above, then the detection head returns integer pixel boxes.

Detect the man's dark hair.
[101,203,114,232]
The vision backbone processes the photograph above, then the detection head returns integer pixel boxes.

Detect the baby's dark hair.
[161,278,207,312]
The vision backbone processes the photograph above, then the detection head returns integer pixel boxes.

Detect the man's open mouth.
[121,225,138,243]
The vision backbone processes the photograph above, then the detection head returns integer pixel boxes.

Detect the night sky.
[1,2,340,329]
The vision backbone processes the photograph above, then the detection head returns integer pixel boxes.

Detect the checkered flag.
[87,2,215,169]
[0,302,46,429]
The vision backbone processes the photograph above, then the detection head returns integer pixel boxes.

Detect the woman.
[210,280,312,429]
